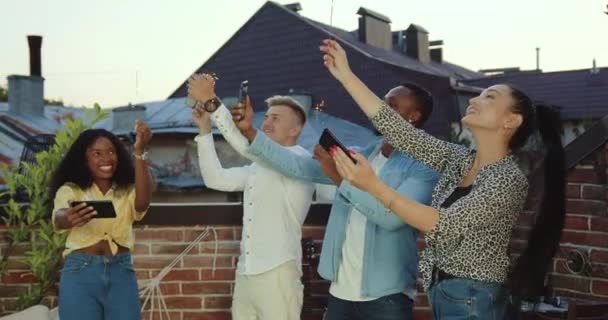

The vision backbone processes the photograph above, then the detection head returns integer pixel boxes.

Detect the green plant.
[0,104,108,310]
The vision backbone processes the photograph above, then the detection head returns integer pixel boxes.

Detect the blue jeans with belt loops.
[428,278,508,319]
[58,252,141,320]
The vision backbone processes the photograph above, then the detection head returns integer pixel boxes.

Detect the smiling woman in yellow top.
[50,121,152,320]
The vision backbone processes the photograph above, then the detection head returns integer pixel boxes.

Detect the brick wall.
[547,167,608,301]
[1,168,606,319]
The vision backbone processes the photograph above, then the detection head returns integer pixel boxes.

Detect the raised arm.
[332,149,440,232]
[247,132,334,185]
[332,148,527,234]
[337,162,437,231]
[187,73,257,162]
[320,39,463,172]
[192,107,248,192]
[209,102,258,163]
[187,72,334,185]
[132,120,153,214]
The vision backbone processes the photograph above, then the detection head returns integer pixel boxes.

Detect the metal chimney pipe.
[27,35,42,77]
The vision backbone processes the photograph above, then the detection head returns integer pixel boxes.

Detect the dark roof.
[301,16,480,80]
[464,68,608,120]
[168,1,481,136]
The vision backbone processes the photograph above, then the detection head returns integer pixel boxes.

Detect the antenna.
[591,58,600,74]
[135,70,139,100]
[330,0,335,26]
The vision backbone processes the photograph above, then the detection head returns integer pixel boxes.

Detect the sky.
[1,0,606,108]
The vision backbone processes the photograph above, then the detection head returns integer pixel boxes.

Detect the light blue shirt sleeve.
[247,131,335,185]
[337,162,438,231]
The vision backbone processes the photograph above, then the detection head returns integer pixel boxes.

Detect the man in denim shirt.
[234,83,438,320]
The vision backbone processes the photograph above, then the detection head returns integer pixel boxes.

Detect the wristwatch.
[203,96,222,112]
[133,151,149,161]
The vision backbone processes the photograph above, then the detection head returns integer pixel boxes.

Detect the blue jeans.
[58,252,141,320]
[428,278,507,320]
[324,293,414,320]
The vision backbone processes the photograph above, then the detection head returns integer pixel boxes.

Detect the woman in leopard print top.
[320,39,566,319]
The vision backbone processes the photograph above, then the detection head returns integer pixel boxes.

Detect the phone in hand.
[233,80,249,121]
[70,200,117,219]
[238,80,249,104]
[319,128,357,163]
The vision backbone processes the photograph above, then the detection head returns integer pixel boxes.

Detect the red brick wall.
[547,167,608,301]
[1,168,606,319]
[0,224,432,319]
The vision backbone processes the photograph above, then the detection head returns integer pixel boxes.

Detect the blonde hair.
[265,95,306,125]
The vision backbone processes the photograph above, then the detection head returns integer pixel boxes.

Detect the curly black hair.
[49,129,134,200]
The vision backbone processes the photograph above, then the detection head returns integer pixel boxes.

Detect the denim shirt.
[247,133,438,298]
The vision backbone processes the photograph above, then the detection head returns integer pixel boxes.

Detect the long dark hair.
[504,85,566,308]
[49,129,134,200]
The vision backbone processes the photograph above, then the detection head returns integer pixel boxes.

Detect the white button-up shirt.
[195,105,315,275]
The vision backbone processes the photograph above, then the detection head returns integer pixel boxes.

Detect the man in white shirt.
[188,73,315,320]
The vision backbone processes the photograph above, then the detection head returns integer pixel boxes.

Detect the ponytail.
[507,104,566,307]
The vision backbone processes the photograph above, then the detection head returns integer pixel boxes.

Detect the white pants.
[232,260,303,320]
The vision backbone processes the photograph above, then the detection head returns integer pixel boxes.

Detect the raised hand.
[187,73,216,103]
[313,144,342,185]
[231,95,255,133]
[331,147,376,192]
[133,120,152,153]
[319,39,353,83]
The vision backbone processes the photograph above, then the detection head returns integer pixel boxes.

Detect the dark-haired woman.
[320,39,566,319]
[51,121,153,320]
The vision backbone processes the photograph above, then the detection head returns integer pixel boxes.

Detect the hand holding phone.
[232,80,249,121]
[70,200,117,219]
[319,128,357,163]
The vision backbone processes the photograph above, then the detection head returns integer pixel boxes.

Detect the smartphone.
[238,80,249,104]
[233,80,249,121]
[70,200,117,219]
[319,128,357,163]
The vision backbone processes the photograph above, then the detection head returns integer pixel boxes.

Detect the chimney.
[430,40,444,63]
[112,104,147,133]
[8,35,44,117]
[357,7,392,49]
[285,2,302,13]
[28,36,42,76]
[405,24,430,63]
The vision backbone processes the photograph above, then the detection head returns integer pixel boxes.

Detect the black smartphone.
[319,128,357,163]
[233,80,249,121]
[238,80,249,104]
[70,200,117,219]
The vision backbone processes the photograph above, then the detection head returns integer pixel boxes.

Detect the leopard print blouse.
[371,104,529,289]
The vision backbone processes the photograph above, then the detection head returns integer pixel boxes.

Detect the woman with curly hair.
[50,121,153,320]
